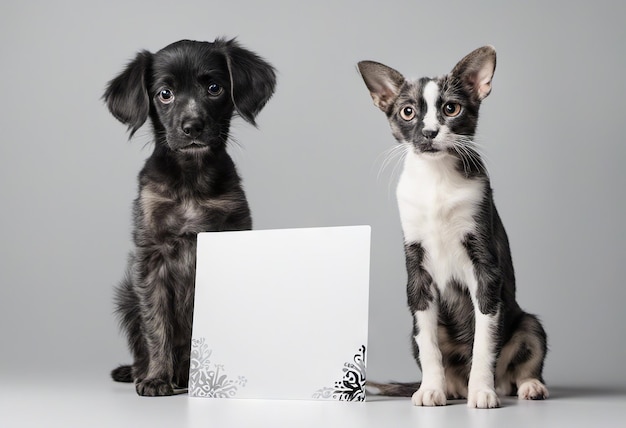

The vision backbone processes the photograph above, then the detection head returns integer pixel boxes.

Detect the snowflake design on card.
[313,345,366,401]
[189,337,247,397]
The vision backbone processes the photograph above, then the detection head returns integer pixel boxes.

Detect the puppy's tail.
[365,380,421,397]
[111,364,133,383]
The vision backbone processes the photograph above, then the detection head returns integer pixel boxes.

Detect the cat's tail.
[365,380,421,397]
[111,364,133,383]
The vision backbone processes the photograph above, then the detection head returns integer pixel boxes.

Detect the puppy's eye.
[208,83,223,97]
[442,102,461,117]
[400,106,416,121]
[158,89,174,104]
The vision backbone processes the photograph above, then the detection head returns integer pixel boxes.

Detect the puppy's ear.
[450,46,496,101]
[103,50,153,137]
[357,61,405,113]
[221,39,276,126]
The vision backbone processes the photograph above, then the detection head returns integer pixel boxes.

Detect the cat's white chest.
[396,150,485,289]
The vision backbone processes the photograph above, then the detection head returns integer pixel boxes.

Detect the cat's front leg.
[412,307,447,406]
[463,235,502,408]
[465,267,501,408]
[405,242,446,406]
[467,308,500,408]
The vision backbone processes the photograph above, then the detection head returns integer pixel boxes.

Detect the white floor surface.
[1,372,625,428]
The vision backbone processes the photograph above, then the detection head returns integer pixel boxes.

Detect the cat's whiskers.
[453,137,489,177]
[462,137,491,167]
[452,143,471,176]
[450,138,474,174]
[375,143,407,182]
[463,144,483,174]
[373,143,409,200]
[390,144,410,194]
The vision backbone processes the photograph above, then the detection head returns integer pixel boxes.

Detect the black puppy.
[104,38,276,396]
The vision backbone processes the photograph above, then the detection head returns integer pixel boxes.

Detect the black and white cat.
[358,46,548,408]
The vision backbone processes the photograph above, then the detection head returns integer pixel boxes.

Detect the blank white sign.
[189,226,371,401]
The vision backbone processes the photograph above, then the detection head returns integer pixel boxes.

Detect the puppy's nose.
[182,119,204,138]
[422,128,439,139]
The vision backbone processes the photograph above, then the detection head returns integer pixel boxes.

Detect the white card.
[189,226,370,401]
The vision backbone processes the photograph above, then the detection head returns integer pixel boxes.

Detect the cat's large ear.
[103,50,153,138]
[220,38,277,126]
[358,61,405,113]
[450,46,496,101]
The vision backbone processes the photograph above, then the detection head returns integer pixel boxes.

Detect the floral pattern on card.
[312,345,366,401]
[189,337,247,398]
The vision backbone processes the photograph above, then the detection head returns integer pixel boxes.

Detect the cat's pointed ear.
[358,61,405,112]
[451,46,496,101]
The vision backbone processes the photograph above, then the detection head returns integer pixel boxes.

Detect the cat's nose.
[422,128,439,139]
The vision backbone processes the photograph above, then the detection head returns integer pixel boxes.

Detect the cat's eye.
[442,102,461,117]
[400,106,416,121]
[158,89,175,104]
[208,83,223,97]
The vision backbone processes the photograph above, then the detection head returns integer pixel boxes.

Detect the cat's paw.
[412,387,447,406]
[136,378,174,396]
[467,387,500,408]
[518,379,549,400]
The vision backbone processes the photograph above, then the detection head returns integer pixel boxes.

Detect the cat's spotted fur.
[358,46,548,408]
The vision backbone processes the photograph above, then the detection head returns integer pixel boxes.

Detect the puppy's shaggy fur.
[104,38,276,396]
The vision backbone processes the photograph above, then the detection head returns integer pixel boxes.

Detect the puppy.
[103,38,276,396]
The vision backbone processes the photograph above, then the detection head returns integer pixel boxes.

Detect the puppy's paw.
[136,378,174,397]
[518,379,549,400]
[412,387,447,406]
[467,387,500,408]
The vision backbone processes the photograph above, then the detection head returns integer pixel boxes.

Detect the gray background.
[1,0,625,394]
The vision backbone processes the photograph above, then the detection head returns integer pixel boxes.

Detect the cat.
[357,46,548,408]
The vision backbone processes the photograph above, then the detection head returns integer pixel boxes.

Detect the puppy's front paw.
[412,387,447,406]
[467,387,500,408]
[136,378,174,396]
[518,379,549,400]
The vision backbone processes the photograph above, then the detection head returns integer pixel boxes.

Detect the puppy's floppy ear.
[450,46,496,101]
[357,61,405,113]
[220,39,276,126]
[103,50,153,138]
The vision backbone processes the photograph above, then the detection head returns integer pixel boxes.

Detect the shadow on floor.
[548,385,626,399]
